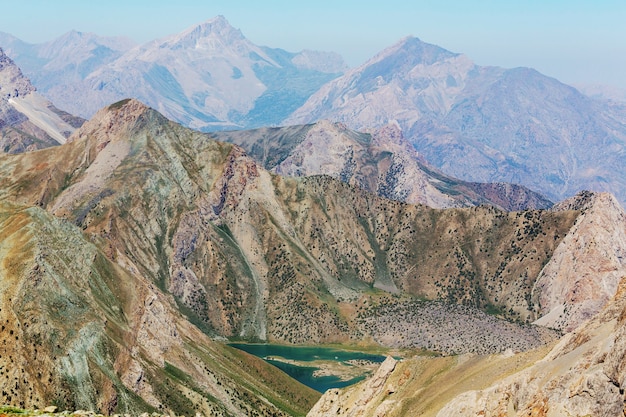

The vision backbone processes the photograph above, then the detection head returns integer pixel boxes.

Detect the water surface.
[229,343,386,393]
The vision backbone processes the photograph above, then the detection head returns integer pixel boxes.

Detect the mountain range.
[2,15,626,417]
[1,99,626,414]
[4,18,626,207]
[212,120,552,210]
[286,36,626,205]
[0,39,551,212]
[0,16,346,131]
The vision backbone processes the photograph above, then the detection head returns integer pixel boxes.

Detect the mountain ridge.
[0,17,346,131]
[1,99,626,414]
[212,119,552,210]
[285,36,626,206]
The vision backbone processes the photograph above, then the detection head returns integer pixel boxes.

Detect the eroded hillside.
[1,99,625,414]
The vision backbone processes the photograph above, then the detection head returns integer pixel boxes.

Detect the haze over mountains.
[2,13,626,417]
[286,36,626,205]
[3,16,626,207]
[0,16,345,131]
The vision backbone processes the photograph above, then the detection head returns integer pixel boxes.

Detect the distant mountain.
[213,120,552,210]
[286,36,626,205]
[575,83,626,103]
[0,29,135,89]
[0,47,82,152]
[0,16,347,131]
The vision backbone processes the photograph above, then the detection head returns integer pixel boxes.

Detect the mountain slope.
[0,48,82,152]
[212,120,552,210]
[285,36,626,205]
[0,201,319,416]
[310,275,626,417]
[1,17,346,131]
[2,100,625,412]
[2,99,621,341]
[0,99,324,415]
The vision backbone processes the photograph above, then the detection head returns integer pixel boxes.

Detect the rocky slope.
[2,100,625,413]
[0,100,322,415]
[285,36,626,206]
[3,100,622,339]
[0,47,82,152]
[0,201,319,416]
[213,120,552,210]
[307,276,626,416]
[436,275,626,416]
[0,17,346,130]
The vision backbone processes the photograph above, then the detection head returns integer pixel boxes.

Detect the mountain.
[0,201,319,416]
[0,16,347,131]
[285,36,626,206]
[212,120,552,210]
[0,47,82,152]
[0,100,322,415]
[2,99,626,413]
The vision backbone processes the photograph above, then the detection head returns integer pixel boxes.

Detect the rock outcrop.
[307,357,398,417]
[0,47,82,152]
[533,191,626,331]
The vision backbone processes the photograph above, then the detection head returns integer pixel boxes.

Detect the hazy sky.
[1,0,625,88]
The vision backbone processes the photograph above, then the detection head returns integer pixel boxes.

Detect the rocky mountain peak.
[533,190,626,331]
[0,47,35,99]
[551,189,603,212]
[68,98,154,146]
[38,30,136,59]
[365,35,459,72]
[166,15,246,50]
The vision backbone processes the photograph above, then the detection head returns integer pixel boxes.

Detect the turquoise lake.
[229,343,386,393]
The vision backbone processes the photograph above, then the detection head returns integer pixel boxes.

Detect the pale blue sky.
[1,0,625,87]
